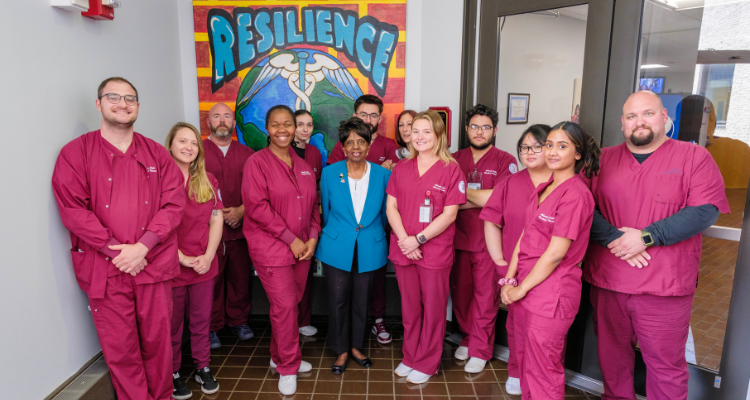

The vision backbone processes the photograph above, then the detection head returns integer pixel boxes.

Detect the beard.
[629,128,655,147]
[469,135,494,150]
[211,123,232,138]
[369,122,379,134]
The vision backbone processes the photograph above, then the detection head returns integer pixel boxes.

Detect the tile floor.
[177,319,602,400]
[689,188,746,370]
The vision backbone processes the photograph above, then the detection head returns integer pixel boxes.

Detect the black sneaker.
[195,367,220,394]
[172,372,192,399]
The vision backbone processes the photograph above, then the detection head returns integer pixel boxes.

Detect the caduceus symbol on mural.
[237,50,363,112]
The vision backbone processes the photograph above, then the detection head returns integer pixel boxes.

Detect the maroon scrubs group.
[451,146,517,360]
[53,105,729,400]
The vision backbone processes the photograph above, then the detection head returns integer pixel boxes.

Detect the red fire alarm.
[82,0,114,20]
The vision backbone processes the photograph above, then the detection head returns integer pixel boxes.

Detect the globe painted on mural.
[234,49,364,164]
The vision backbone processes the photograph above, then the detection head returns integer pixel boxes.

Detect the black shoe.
[172,372,193,399]
[195,367,220,394]
[350,351,373,368]
[332,354,349,375]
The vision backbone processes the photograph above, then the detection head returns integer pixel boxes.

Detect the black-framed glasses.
[357,112,380,120]
[101,93,138,106]
[519,144,544,154]
[468,124,494,132]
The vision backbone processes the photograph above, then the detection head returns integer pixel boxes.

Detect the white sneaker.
[454,345,469,360]
[505,376,522,395]
[394,362,413,377]
[406,369,431,384]
[270,359,312,373]
[278,375,297,395]
[464,357,487,373]
[299,325,318,336]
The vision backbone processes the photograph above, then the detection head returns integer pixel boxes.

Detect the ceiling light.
[641,64,669,69]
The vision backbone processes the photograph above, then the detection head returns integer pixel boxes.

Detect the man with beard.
[204,102,256,348]
[327,94,400,344]
[52,77,184,400]
[450,104,517,373]
[585,91,729,400]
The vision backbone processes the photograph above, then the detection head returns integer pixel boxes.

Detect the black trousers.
[323,243,378,354]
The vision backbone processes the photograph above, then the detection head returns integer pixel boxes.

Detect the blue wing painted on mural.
[322,67,363,101]
[238,63,282,106]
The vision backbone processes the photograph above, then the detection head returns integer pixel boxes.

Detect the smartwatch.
[416,233,428,245]
[641,230,655,247]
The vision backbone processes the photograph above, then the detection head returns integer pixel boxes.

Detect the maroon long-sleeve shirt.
[52,130,185,298]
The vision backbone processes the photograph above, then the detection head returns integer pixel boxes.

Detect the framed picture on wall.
[507,93,530,124]
[429,107,452,144]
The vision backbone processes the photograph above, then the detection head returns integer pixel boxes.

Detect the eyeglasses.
[519,144,543,154]
[345,139,368,147]
[101,93,138,106]
[468,124,494,133]
[357,112,380,121]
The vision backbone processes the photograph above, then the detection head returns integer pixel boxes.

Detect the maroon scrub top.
[480,168,536,261]
[584,140,729,296]
[386,158,466,269]
[517,175,594,319]
[304,144,323,183]
[327,134,401,165]
[173,173,224,287]
[242,147,321,267]
[453,146,517,252]
[52,130,185,299]
[203,138,254,241]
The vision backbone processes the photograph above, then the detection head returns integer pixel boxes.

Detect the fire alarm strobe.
[82,0,115,20]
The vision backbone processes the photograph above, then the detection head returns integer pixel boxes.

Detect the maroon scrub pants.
[87,273,173,400]
[396,264,451,375]
[514,303,574,400]
[591,285,693,400]
[255,259,310,375]
[171,278,214,372]
[450,249,501,361]
[211,239,253,331]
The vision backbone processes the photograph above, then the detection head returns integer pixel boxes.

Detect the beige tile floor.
[177,320,602,400]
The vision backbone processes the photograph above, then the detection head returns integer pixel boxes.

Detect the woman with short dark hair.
[315,117,391,374]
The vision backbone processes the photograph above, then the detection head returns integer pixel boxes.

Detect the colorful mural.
[193,1,407,164]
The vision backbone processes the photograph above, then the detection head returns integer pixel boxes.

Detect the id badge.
[419,191,434,223]
[468,170,482,190]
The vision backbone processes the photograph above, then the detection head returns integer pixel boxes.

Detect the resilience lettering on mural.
[208,6,399,96]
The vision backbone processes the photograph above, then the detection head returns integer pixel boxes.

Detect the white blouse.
[348,162,371,223]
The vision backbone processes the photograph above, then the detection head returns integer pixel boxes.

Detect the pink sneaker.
[371,318,392,344]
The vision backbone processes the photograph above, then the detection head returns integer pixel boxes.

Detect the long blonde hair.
[408,110,456,164]
[165,122,217,204]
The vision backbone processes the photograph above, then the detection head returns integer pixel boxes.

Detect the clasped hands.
[290,237,317,261]
[607,227,652,268]
[180,253,213,275]
[109,243,149,276]
[398,235,423,261]
[223,206,243,229]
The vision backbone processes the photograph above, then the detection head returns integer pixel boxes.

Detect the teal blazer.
[315,161,391,272]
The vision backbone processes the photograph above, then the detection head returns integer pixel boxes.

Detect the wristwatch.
[641,230,655,247]
[416,233,428,245]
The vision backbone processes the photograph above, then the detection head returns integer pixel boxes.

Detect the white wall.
[0,1,185,398]
[175,0,466,151]
[495,13,587,157]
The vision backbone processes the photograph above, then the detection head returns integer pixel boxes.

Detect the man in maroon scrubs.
[52,77,184,400]
[586,91,729,400]
[204,102,256,348]
[451,104,517,373]
[328,94,399,344]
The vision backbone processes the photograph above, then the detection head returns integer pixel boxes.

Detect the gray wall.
[0,1,185,398]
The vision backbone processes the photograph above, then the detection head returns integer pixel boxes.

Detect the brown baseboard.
[47,354,115,400]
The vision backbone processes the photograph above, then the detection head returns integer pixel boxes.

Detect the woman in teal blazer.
[315,118,391,374]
